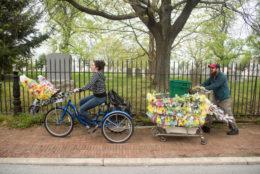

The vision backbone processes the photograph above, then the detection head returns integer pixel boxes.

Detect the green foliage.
[240,51,252,70]
[36,53,46,70]
[246,34,260,63]
[42,0,147,63]
[134,115,155,126]
[91,37,148,66]
[43,0,85,54]
[239,1,259,64]
[0,113,44,129]
[0,0,49,73]
[254,117,260,125]
[200,12,246,64]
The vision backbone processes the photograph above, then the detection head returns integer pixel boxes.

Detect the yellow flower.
[147,105,155,113]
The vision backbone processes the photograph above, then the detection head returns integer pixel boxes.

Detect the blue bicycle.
[44,91,134,143]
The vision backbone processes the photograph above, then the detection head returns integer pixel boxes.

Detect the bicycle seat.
[100,102,107,106]
[98,102,107,111]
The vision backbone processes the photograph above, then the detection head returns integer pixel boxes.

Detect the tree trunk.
[147,0,157,82]
[190,61,203,86]
[154,38,172,92]
[62,30,71,54]
[148,32,156,81]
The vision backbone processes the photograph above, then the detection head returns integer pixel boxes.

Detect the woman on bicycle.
[74,60,106,133]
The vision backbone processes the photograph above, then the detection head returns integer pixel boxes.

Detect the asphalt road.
[1,164,260,174]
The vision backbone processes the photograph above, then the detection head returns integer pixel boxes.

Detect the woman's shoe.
[88,124,98,134]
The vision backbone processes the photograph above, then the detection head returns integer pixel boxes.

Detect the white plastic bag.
[19,74,28,83]
[38,75,56,95]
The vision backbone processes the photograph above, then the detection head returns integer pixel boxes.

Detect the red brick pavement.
[0,124,260,158]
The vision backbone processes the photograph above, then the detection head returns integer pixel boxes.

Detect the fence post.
[13,71,22,115]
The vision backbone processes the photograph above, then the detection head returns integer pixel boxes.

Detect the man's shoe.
[88,124,98,134]
[227,128,239,135]
[202,126,210,133]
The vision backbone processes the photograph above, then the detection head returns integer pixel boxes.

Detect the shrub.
[0,113,44,129]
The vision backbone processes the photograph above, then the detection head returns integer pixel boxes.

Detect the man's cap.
[208,62,220,69]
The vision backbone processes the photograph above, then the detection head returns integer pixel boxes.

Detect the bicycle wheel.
[102,112,134,143]
[44,107,74,137]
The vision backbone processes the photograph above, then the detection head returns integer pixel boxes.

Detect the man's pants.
[204,98,238,129]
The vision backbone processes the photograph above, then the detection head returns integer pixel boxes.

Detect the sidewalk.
[0,124,260,165]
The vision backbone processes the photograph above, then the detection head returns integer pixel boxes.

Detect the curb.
[0,158,103,166]
[0,157,260,166]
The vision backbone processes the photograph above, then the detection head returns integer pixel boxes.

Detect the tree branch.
[126,0,159,37]
[128,20,149,56]
[170,0,187,11]
[170,0,200,42]
[226,1,260,33]
[200,0,260,33]
[62,0,137,20]
[199,1,226,5]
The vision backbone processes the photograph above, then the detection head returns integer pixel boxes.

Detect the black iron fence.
[0,59,259,118]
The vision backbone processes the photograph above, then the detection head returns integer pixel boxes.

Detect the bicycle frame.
[56,99,107,127]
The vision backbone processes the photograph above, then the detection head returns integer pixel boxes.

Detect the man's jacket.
[200,71,230,101]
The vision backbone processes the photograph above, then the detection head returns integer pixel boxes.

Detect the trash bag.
[108,90,131,114]
[108,89,124,105]
[108,103,131,114]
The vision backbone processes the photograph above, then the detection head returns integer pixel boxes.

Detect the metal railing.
[0,59,259,117]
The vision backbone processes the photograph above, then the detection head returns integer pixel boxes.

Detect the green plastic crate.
[169,80,191,97]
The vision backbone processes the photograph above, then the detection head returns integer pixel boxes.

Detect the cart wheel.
[151,127,158,137]
[201,136,207,145]
[157,127,166,134]
[160,136,167,142]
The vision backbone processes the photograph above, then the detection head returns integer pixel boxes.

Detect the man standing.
[201,62,239,135]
